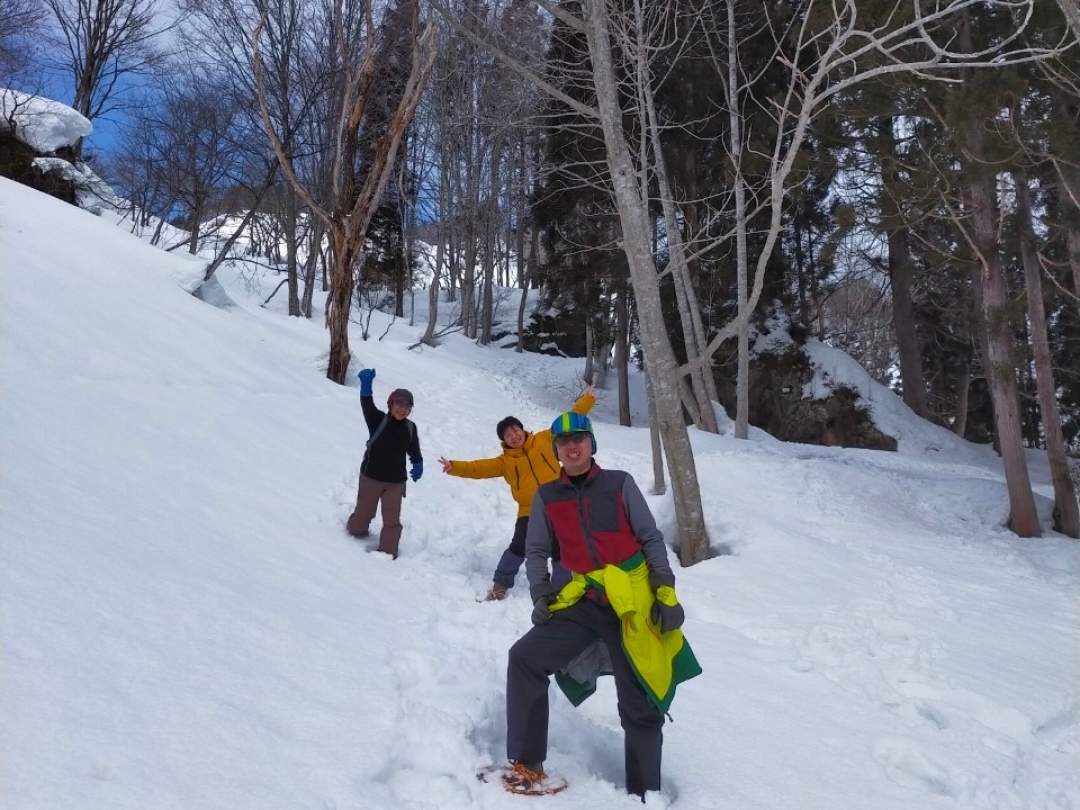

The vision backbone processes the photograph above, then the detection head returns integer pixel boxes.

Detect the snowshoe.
[476,762,568,796]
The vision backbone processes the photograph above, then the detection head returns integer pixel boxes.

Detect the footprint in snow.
[872,736,958,797]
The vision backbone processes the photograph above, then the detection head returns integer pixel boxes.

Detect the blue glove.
[358,368,375,396]
[410,461,423,482]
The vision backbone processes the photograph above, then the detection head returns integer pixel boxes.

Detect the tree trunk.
[953,361,970,437]
[515,135,529,352]
[396,228,407,318]
[679,205,723,414]
[640,53,718,434]
[461,128,480,336]
[284,186,301,316]
[326,227,356,384]
[888,225,927,415]
[1057,0,1080,43]
[584,318,595,384]
[616,282,631,426]
[962,123,1039,536]
[1068,227,1080,308]
[422,161,448,345]
[678,375,702,427]
[794,213,809,324]
[728,0,750,440]
[644,360,666,496]
[399,143,413,323]
[880,117,928,416]
[421,224,443,344]
[188,209,202,255]
[582,1,712,564]
[517,217,537,352]
[300,219,323,318]
[479,138,501,345]
[1015,171,1079,538]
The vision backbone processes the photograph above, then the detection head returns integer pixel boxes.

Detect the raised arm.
[570,385,597,415]
[443,455,506,479]
[358,368,385,433]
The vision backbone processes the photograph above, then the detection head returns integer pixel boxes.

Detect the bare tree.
[150,67,241,254]
[683,0,1065,442]
[431,0,1064,561]
[254,0,437,383]
[1058,0,1080,43]
[1014,170,1079,537]
[45,0,168,152]
[0,0,44,78]
[181,0,330,315]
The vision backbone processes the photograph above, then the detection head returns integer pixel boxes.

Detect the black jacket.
[360,396,422,483]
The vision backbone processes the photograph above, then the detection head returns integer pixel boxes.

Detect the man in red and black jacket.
[503,411,683,799]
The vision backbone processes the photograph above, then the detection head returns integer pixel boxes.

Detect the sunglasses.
[554,432,590,447]
[389,400,413,410]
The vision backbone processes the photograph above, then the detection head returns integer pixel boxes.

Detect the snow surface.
[1,89,92,153]
[753,309,979,458]
[3,175,1080,809]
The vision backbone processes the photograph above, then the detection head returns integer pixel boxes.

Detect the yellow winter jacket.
[447,391,596,517]
[549,553,702,713]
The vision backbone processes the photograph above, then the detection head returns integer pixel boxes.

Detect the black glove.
[532,593,556,626]
[650,600,685,633]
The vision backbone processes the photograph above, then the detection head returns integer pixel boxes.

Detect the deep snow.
[2,176,1079,810]
[0,89,92,153]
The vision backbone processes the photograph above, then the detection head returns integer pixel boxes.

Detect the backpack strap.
[366,415,391,451]
[361,416,390,475]
[361,417,416,475]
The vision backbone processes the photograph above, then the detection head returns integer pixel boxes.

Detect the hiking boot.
[502,761,544,790]
[484,582,508,601]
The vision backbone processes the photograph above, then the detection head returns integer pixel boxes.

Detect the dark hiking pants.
[346,475,405,558]
[506,599,664,796]
[493,516,570,589]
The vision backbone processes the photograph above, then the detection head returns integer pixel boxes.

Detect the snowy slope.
[3,176,1079,810]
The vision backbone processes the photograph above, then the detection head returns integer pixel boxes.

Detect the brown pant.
[346,475,405,558]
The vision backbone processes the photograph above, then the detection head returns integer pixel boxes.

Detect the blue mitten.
[358,368,375,396]
[410,461,423,482]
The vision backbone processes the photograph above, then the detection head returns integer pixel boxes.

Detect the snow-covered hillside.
[2,176,1078,809]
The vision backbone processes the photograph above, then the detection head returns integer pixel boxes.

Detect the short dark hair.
[496,416,524,441]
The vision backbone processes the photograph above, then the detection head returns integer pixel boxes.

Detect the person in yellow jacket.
[438,386,595,601]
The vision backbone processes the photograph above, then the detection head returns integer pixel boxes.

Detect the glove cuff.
[649,571,675,590]
[530,582,555,604]
[655,585,678,607]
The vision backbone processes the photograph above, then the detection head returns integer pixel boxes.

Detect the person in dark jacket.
[345,368,422,559]
[502,412,690,799]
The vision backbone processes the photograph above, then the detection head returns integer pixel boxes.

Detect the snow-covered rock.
[0,89,91,153]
